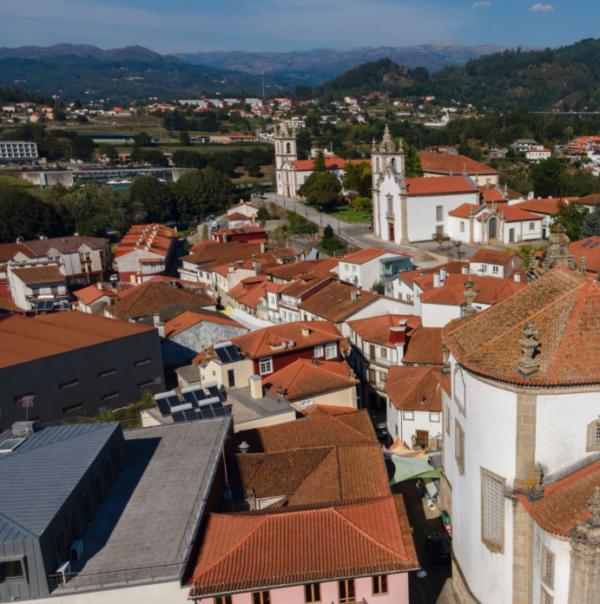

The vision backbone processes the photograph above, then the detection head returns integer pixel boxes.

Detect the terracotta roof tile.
[342,247,402,265]
[74,284,119,305]
[12,265,64,285]
[517,459,600,536]
[163,310,245,339]
[264,258,339,282]
[347,314,421,347]
[385,366,447,411]
[230,321,343,359]
[470,249,518,266]
[279,271,332,298]
[298,283,378,322]
[444,265,600,386]
[404,175,477,196]
[263,359,359,401]
[418,152,497,175]
[570,236,600,273]
[449,203,480,218]
[398,262,469,288]
[515,198,569,215]
[402,327,444,365]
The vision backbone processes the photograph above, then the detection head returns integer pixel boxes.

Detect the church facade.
[372,126,480,244]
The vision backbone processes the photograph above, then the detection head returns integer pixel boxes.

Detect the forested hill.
[409,38,600,111]
[297,58,429,101]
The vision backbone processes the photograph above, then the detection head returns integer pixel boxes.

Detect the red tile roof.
[264,258,339,282]
[213,225,266,238]
[189,496,418,597]
[229,321,343,359]
[297,283,379,322]
[404,175,477,196]
[517,459,600,536]
[115,223,177,258]
[570,236,600,273]
[12,265,64,285]
[515,198,569,215]
[449,203,480,218]
[444,265,600,386]
[0,243,37,262]
[347,314,421,347]
[476,205,542,223]
[238,408,378,453]
[470,249,518,266]
[263,359,359,401]
[279,271,332,298]
[480,188,507,203]
[385,366,449,412]
[74,284,119,306]
[291,158,370,172]
[418,152,498,175]
[163,310,245,339]
[398,262,469,288]
[341,247,401,265]
[228,276,284,310]
[420,274,526,306]
[402,327,444,365]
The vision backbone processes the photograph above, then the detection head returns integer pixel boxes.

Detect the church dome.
[444,264,600,387]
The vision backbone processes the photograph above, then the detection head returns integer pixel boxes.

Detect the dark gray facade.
[0,330,165,430]
[0,423,125,601]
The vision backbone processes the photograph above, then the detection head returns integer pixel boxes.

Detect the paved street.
[392,480,453,604]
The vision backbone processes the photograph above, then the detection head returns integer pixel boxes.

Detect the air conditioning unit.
[56,561,71,584]
[70,540,84,562]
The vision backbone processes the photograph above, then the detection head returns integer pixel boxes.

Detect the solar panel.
[207,385,222,400]
[214,343,243,364]
[592,242,600,249]
[155,398,171,416]
[181,391,198,407]
[165,394,181,410]
[171,412,186,423]
[184,409,198,422]
[36,300,54,311]
[583,240,592,247]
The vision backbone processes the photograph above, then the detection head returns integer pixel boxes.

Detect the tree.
[531,157,563,198]
[178,130,191,146]
[432,232,451,250]
[321,224,344,255]
[0,185,61,243]
[257,206,271,222]
[97,144,118,163]
[133,132,152,147]
[551,201,589,242]
[371,280,385,294]
[130,146,145,165]
[141,150,168,167]
[299,170,342,212]
[313,150,327,172]
[402,140,424,178]
[53,104,66,122]
[342,161,372,197]
[201,223,209,241]
[70,135,95,162]
[129,176,175,224]
[175,168,236,222]
[582,201,600,238]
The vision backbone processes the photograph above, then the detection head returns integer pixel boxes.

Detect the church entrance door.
[488,217,498,240]
[388,222,395,241]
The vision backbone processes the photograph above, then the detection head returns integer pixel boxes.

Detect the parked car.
[426,532,451,563]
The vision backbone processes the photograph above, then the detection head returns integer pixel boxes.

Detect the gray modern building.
[0,312,165,430]
[0,141,38,163]
[0,414,232,603]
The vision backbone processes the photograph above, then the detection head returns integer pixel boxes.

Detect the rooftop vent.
[12,421,38,438]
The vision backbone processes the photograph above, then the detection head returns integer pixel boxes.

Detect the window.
[304,583,321,603]
[455,420,465,475]
[541,546,555,589]
[137,380,154,389]
[338,579,355,604]
[541,589,553,604]
[481,467,505,552]
[368,369,377,384]
[259,357,273,375]
[134,358,151,367]
[530,222,535,231]
[314,344,324,358]
[0,559,25,583]
[62,403,82,414]
[97,368,115,378]
[387,196,393,215]
[436,205,443,221]
[251,592,271,604]
[460,221,465,232]
[586,418,600,451]
[436,225,443,236]
[214,597,232,604]
[100,392,119,401]
[325,343,337,360]
[59,379,79,390]
[430,412,440,422]
[372,575,388,595]
[380,347,387,359]
[492,265,499,273]
[481,263,488,272]
[403,411,414,421]
[380,371,387,383]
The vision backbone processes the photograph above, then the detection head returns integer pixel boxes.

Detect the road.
[393,480,453,604]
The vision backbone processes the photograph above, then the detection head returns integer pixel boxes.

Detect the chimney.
[514,273,521,282]
[239,441,250,454]
[433,273,441,288]
[389,325,407,346]
[223,233,228,242]
[228,264,235,274]
[440,268,448,281]
[253,254,261,276]
[249,375,263,399]
[157,321,165,338]
[97,282,103,290]
[260,242,266,253]
[302,327,311,337]
[462,266,469,274]
[152,313,161,328]
[528,191,534,200]
[248,487,257,511]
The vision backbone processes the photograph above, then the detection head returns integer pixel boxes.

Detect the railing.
[47,562,183,593]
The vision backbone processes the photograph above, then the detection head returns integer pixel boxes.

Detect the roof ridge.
[331,498,406,557]
[329,412,376,441]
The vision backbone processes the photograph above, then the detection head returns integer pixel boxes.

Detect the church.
[372,126,481,244]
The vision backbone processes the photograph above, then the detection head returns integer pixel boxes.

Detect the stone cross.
[517,321,540,377]
[463,276,477,317]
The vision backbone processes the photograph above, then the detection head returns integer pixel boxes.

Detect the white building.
[468,249,525,279]
[441,261,600,604]
[337,247,411,291]
[0,141,38,163]
[526,145,552,161]
[7,262,68,310]
[385,365,448,451]
[372,127,481,244]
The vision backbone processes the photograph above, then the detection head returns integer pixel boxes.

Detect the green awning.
[387,455,442,485]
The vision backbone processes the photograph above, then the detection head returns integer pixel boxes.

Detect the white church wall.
[532,526,571,604]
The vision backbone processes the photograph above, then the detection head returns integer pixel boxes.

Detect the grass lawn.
[0,174,32,188]
[329,203,372,223]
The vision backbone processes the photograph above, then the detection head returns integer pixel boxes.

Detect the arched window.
[453,365,466,415]
[286,142,291,154]
[390,158,395,167]
[587,417,600,452]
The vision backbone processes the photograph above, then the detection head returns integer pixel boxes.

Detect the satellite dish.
[416,570,427,579]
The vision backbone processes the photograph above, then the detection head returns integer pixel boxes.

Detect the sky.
[0,0,596,54]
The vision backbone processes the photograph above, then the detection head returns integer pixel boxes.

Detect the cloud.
[471,1,491,8]
[529,3,554,12]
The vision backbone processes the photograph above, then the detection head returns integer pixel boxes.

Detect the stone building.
[441,264,600,604]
